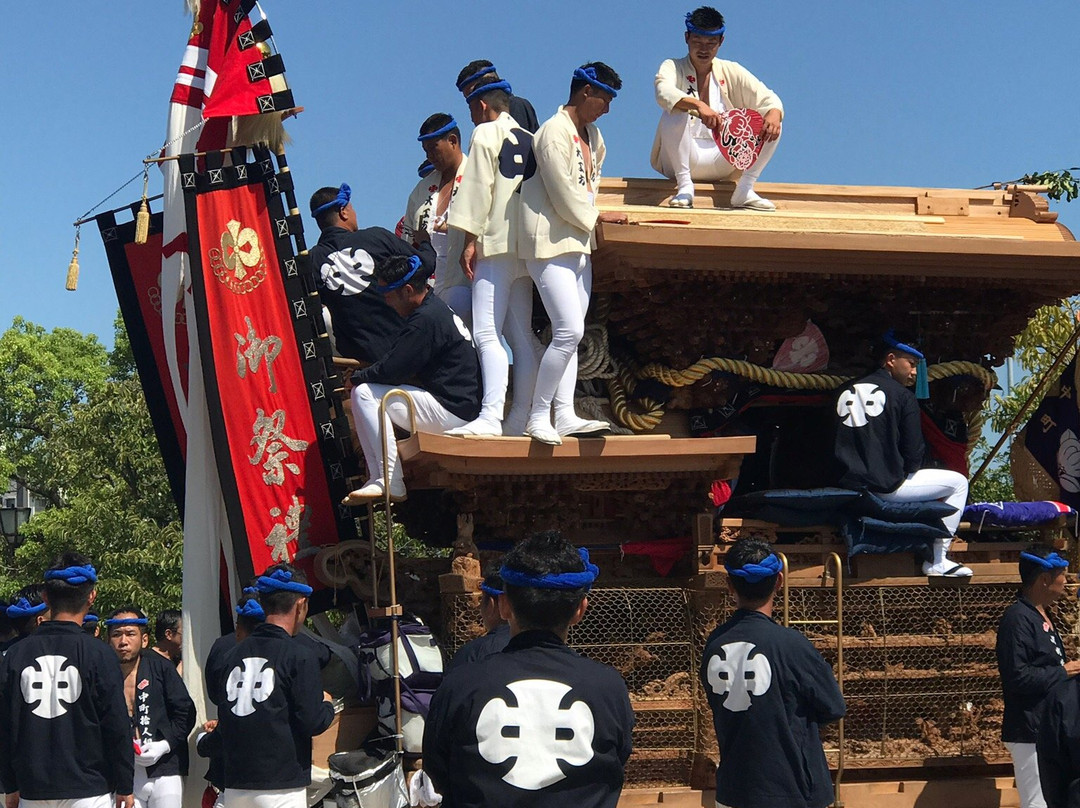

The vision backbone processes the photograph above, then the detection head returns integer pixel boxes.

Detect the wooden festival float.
[320,176,1080,807]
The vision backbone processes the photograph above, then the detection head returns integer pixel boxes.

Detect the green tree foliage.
[0,316,181,622]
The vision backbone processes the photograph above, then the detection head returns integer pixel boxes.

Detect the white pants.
[470,254,540,426]
[1006,742,1047,808]
[21,797,112,808]
[435,284,472,331]
[221,789,305,808]
[880,468,969,536]
[351,383,467,489]
[133,770,182,808]
[527,253,591,423]
[656,108,779,196]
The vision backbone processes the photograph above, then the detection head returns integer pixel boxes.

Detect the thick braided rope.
[637,357,995,393]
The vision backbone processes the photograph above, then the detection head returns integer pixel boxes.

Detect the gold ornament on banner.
[134,168,150,245]
[65,228,81,292]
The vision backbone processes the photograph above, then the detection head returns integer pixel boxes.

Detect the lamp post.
[0,506,31,550]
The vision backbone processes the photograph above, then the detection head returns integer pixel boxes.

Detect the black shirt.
[0,621,134,799]
[508,95,540,133]
[206,623,334,790]
[353,293,482,422]
[834,367,925,492]
[1037,676,1080,808]
[310,226,436,363]
[701,610,845,808]
[446,623,511,673]
[130,650,197,777]
[997,594,1069,743]
[423,630,634,808]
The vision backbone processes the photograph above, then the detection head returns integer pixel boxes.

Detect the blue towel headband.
[500,548,600,591]
[725,552,782,583]
[311,183,351,218]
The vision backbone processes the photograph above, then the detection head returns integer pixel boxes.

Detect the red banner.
[182,148,355,586]
[98,206,189,512]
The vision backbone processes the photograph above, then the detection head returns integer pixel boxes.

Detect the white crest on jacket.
[21,655,82,719]
[476,678,594,790]
[227,657,276,716]
[707,641,773,712]
[837,383,887,428]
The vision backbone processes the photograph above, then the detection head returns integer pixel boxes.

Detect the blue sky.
[2,1,1079,347]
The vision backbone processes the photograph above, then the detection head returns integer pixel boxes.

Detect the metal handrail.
[373,388,419,755]
[779,551,845,808]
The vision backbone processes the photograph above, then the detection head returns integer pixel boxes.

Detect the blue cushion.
[854,490,957,524]
[738,487,863,512]
[842,517,940,559]
[753,505,842,528]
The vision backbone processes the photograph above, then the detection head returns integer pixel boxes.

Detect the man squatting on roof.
[404,113,471,325]
[344,254,483,503]
[444,75,542,439]
[703,538,846,808]
[517,63,629,445]
[653,6,783,210]
[0,553,135,808]
[423,531,634,808]
[106,607,195,808]
[997,547,1080,808]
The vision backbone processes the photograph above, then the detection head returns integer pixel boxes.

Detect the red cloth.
[920,411,969,476]
[711,479,733,507]
[622,536,693,576]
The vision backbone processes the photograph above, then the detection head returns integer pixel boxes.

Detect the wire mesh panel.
[441,580,1080,784]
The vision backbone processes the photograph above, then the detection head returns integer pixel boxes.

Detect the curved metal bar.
[376,388,418,755]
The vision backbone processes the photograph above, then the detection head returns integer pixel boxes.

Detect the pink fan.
[713,108,766,170]
[772,320,829,373]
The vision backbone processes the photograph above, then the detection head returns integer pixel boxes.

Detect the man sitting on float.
[344,255,482,503]
[833,331,972,577]
[651,6,783,210]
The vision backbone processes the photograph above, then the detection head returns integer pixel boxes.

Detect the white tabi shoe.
[554,415,610,437]
[446,418,502,437]
[730,188,776,211]
[524,418,562,446]
[668,193,694,208]
[342,479,407,505]
[921,559,973,578]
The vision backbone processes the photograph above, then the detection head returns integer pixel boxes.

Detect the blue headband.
[45,564,98,585]
[725,552,782,583]
[883,329,930,399]
[573,67,618,98]
[6,598,47,619]
[1021,551,1069,570]
[242,586,258,595]
[685,13,726,37]
[882,329,925,362]
[311,184,351,218]
[256,569,313,595]
[105,617,148,628]
[418,119,459,141]
[83,614,99,624]
[500,548,600,591]
[480,582,503,597]
[378,255,423,293]
[456,65,497,91]
[465,79,512,104]
[236,599,266,620]
[417,161,435,178]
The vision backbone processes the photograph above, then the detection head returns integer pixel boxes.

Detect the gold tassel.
[66,228,81,292]
[134,168,150,244]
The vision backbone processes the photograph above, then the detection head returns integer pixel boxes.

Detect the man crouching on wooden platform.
[344,254,482,503]
[704,538,845,808]
[423,531,634,808]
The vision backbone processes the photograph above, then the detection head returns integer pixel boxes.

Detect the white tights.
[350,383,467,489]
[527,253,591,427]
[656,108,780,197]
[469,254,540,429]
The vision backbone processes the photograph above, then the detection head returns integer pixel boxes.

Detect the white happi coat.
[449,112,531,260]
[404,154,469,291]
[650,56,783,175]
[518,106,605,261]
